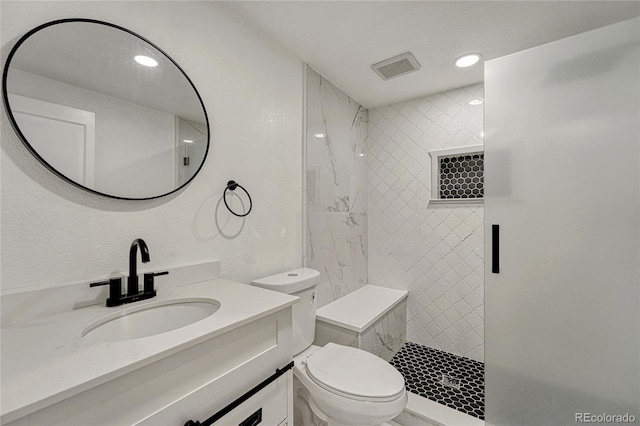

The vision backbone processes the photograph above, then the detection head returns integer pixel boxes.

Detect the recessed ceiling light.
[358,153,365,157]
[183,139,194,144]
[455,53,482,68]
[313,133,325,138]
[468,98,484,106]
[134,55,158,67]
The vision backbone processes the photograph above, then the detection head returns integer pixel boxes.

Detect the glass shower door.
[484,18,640,426]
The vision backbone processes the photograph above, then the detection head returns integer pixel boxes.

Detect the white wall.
[1,1,303,292]
[8,69,177,198]
[367,84,485,361]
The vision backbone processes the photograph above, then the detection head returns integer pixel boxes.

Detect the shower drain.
[440,374,462,390]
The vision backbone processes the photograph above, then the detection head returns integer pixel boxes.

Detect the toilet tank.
[251,268,319,355]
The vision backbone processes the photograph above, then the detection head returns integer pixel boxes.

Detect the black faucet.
[128,238,150,296]
[90,238,168,307]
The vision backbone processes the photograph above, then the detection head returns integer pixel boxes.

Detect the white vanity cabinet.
[166,374,291,426]
[1,278,297,426]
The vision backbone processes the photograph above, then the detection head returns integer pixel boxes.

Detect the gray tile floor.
[390,342,484,420]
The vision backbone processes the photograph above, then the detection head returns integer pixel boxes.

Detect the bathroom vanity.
[0,17,299,425]
[0,262,297,426]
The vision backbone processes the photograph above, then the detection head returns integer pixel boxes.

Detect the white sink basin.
[81,297,221,343]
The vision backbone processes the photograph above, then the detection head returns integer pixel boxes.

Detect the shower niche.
[429,145,484,204]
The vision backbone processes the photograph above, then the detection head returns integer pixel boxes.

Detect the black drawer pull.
[239,408,262,426]
[492,224,500,274]
[183,361,293,426]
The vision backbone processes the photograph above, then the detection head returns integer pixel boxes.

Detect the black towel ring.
[223,180,252,217]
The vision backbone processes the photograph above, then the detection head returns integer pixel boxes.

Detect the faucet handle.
[143,270,168,295]
[90,279,111,287]
[90,277,124,307]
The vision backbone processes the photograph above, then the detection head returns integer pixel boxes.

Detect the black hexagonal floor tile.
[390,342,484,420]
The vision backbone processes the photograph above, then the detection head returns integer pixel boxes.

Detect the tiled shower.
[305,64,486,419]
[367,85,485,362]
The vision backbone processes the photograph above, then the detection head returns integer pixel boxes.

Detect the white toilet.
[251,268,407,426]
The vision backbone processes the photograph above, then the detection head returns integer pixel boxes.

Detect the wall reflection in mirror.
[3,19,209,199]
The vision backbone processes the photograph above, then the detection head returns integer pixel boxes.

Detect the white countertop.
[0,279,298,423]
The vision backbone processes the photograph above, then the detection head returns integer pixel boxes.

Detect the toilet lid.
[305,343,405,402]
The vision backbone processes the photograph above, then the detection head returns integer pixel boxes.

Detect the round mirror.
[2,19,209,200]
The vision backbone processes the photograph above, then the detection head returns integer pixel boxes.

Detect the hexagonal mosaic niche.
[390,342,485,420]
[429,145,484,203]
[439,153,484,199]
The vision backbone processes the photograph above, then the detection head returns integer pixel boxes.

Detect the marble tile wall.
[367,84,485,362]
[359,300,407,361]
[314,322,358,348]
[305,67,369,307]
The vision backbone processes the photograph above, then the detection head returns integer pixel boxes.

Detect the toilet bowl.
[293,344,407,426]
[251,269,407,426]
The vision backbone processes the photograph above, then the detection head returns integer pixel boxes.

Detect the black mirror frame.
[2,18,210,201]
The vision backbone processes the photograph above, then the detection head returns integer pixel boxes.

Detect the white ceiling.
[225,1,640,109]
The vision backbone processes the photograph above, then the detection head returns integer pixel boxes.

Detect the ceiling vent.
[371,52,421,80]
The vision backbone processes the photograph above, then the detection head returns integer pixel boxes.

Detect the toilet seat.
[305,343,405,402]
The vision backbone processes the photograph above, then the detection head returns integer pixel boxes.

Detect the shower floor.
[390,342,485,420]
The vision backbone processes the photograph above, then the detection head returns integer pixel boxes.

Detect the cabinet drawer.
[136,366,291,426]
[213,374,288,426]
